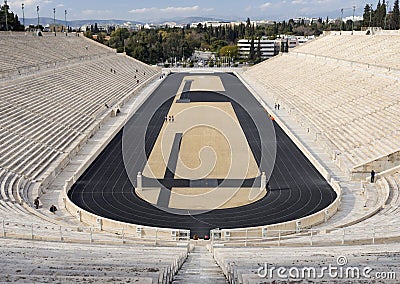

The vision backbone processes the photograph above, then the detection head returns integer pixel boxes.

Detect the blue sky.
[7,1,376,22]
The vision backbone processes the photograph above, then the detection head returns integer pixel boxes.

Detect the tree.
[255,38,262,63]
[0,3,24,31]
[374,0,387,27]
[248,37,255,61]
[393,0,400,29]
[219,45,238,58]
[363,4,372,26]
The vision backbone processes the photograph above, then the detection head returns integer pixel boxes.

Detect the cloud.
[292,0,307,4]
[56,4,65,8]
[129,7,157,14]
[259,2,272,10]
[8,0,49,8]
[129,5,211,14]
[160,6,200,12]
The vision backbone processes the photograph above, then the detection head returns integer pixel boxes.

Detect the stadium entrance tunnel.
[67,73,337,238]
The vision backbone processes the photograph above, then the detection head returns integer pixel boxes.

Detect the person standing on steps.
[34,196,40,209]
[370,170,375,183]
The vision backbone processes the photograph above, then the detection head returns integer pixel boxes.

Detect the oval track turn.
[68,73,336,237]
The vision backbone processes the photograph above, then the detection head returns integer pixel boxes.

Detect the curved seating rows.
[0,32,160,239]
[245,36,400,171]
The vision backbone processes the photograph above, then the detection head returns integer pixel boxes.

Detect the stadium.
[1,11,400,284]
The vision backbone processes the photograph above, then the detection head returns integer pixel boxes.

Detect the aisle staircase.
[173,244,228,284]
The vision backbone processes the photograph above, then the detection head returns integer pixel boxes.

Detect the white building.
[293,17,320,25]
[278,35,315,49]
[237,38,280,59]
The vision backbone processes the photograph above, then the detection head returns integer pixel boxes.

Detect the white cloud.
[129,7,157,14]
[8,0,45,8]
[160,6,200,12]
[260,2,272,10]
[56,4,64,8]
[292,0,307,4]
[129,5,211,15]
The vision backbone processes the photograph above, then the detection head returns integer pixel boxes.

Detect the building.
[237,38,280,60]
[278,35,315,49]
[293,17,320,25]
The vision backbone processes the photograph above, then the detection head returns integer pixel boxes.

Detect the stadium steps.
[39,75,165,232]
[213,244,400,283]
[240,72,383,230]
[243,47,400,173]
[0,237,187,284]
[173,245,228,284]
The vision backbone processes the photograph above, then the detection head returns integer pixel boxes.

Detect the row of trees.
[87,17,356,65]
[0,3,24,31]
[363,0,400,29]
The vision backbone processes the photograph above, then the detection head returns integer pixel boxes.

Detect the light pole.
[352,6,356,35]
[340,8,343,35]
[64,10,67,35]
[4,0,8,31]
[22,3,25,29]
[53,8,56,36]
[36,5,40,30]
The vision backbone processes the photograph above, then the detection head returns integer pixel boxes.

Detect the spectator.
[34,197,40,209]
[370,170,375,183]
[49,205,58,213]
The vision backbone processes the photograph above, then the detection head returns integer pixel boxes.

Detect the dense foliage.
[363,0,400,29]
[85,17,361,65]
[0,3,24,31]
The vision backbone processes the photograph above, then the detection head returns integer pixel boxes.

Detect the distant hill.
[153,16,235,25]
[24,17,142,27]
[24,16,236,28]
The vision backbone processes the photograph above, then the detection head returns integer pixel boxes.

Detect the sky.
[6,0,378,22]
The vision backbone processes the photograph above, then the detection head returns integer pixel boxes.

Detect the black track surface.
[68,73,336,237]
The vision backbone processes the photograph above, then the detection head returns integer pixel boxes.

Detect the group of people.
[274,103,281,110]
[34,196,57,213]
[165,115,175,123]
